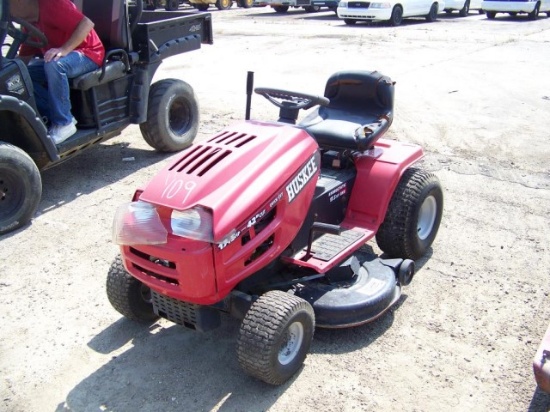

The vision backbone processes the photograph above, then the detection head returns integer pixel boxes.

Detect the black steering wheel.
[255,87,330,110]
[8,17,48,49]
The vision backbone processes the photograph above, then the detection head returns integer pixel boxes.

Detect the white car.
[337,0,445,25]
[444,0,482,16]
[481,0,550,18]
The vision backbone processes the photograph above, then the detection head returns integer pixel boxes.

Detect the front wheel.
[344,18,357,25]
[486,10,496,18]
[389,5,403,25]
[140,79,199,152]
[304,5,320,12]
[238,0,254,7]
[237,290,315,385]
[0,142,42,236]
[376,168,444,261]
[426,2,439,21]
[106,255,159,322]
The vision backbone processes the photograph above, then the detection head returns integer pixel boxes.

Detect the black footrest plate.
[309,229,364,261]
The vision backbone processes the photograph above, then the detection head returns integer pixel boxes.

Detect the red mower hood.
[139,120,320,242]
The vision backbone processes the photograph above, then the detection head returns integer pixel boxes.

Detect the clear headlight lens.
[171,206,214,243]
[112,201,168,246]
[370,2,391,7]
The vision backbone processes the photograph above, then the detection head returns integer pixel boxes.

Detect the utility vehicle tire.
[376,168,443,261]
[426,2,439,21]
[106,255,159,322]
[389,5,404,25]
[216,0,232,9]
[238,0,254,7]
[237,290,315,385]
[0,142,41,236]
[273,5,289,12]
[459,0,469,16]
[140,79,199,152]
[528,2,540,19]
[344,18,357,25]
[165,0,179,10]
[486,10,496,18]
[304,5,321,12]
[196,3,209,10]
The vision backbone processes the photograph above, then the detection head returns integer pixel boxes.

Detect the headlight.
[370,2,391,7]
[171,206,214,243]
[112,201,168,246]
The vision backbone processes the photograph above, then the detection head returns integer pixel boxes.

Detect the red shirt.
[19,0,105,66]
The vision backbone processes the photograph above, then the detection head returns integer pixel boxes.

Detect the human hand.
[44,47,66,62]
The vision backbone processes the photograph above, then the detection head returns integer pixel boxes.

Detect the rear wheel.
[528,2,540,19]
[106,255,159,322]
[216,0,232,9]
[344,18,357,25]
[273,5,289,12]
[486,10,496,18]
[426,2,439,21]
[140,79,199,152]
[0,142,41,236]
[459,0,469,16]
[237,290,315,385]
[376,168,444,261]
[165,0,179,9]
[389,5,403,25]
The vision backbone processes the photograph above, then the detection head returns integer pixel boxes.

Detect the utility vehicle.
[108,70,444,385]
[0,0,212,236]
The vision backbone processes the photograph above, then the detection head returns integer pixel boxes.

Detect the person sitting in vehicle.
[9,0,105,144]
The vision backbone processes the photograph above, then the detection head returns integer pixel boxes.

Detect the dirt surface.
[2,6,550,412]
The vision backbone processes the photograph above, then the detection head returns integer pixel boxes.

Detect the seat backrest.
[323,70,394,116]
[74,0,130,51]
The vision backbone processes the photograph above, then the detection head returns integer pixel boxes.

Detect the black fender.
[0,95,59,169]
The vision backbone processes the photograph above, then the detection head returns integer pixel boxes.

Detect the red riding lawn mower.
[107,70,444,385]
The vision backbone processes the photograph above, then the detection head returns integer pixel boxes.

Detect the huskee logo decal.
[286,155,318,203]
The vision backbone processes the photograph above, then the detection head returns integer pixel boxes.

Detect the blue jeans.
[27,52,100,126]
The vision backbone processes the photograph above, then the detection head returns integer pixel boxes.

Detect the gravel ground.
[1,6,550,412]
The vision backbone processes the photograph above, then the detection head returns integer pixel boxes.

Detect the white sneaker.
[50,121,77,144]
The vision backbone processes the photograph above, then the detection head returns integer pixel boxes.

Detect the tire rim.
[169,97,191,135]
[0,170,23,221]
[279,321,304,365]
[417,195,437,240]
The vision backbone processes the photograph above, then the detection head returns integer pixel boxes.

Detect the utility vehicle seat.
[70,0,131,91]
[300,70,394,152]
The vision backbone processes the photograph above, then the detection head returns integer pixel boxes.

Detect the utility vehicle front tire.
[304,5,320,12]
[106,255,159,322]
[0,142,41,236]
[376,168,443,261]
[238,0,254,7]
[486,11,496,18]
[140,79,199,152]
[237,290,315,385]
[344,18,357,25]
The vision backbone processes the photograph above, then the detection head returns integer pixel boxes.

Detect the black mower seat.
[70,0,131,91]
[300,70,395,152]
